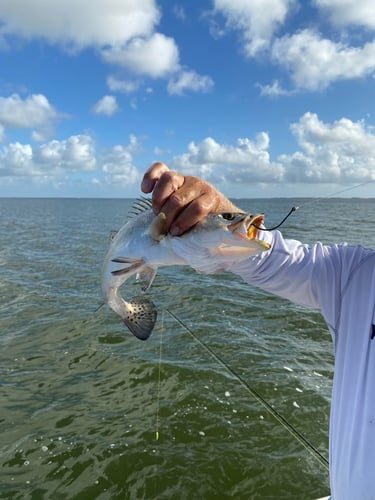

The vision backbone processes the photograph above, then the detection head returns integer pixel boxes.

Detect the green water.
[2,197,373,499]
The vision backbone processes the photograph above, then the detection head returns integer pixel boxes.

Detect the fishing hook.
[252,206,299,231]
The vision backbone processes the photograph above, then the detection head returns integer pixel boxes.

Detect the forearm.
[228,230,321,310]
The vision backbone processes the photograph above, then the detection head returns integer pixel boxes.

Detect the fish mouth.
[228,213,265,240]
[246,214,264,239]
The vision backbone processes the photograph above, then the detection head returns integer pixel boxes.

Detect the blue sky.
[1,0,375,198]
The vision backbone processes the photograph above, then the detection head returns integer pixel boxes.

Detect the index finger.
[141,162,170,193]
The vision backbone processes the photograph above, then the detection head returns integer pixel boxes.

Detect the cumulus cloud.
[0,135,96,177]
[209,0,375,93]
[0,93,60,141]
[213,0,295,56]
[281,113,375,183]
[0,0,160,50]
[3,109,374,195]
[271,30,375,90]
[314,0,375,30]
[170,133,285,184]
[0,135,141,189]
[101,33,179,78]
[102,34,214,94]
[257,79,293,97]
[101,144,140,187]
[0,133,143,194]
[92,95,119,116]
[0,2,214,96]
[167,70,214,95]
[168,113,375,189]
[107,75,140,94]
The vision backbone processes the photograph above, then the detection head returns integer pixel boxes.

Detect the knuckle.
[168,192,184,209]
[190,201,207,218]
[159,170,173,182]
[160,170,177,184]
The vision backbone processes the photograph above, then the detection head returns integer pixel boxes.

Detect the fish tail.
[122,296,157,340]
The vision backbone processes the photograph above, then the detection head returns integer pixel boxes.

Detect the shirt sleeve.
[228,230,343,321]
[229,230,375,341]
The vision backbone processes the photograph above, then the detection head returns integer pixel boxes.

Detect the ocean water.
[1,197,375,500]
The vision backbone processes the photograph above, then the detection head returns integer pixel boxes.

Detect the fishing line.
[155,310,164,441]
[296,179,375,210]
[251,179,375,232]
[166,308,329,471]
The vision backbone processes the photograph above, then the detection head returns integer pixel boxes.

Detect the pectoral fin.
[136,266,158,292]
[111,257,144,276]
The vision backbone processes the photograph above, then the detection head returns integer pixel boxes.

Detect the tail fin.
[123,296,157,340]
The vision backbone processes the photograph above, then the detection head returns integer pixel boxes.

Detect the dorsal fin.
[127,197,153,219]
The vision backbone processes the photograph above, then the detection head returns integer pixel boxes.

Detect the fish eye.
[221,213,237,221]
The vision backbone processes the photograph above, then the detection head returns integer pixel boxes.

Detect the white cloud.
[101,33,179,78]
[101,144,140,186]
[213,0,295,56]
[92,95,119,116]
[35,135,96,172]
[0,142,33,176]
[167,70,214,95]
[257,79,293,97]
[314,0,375,30]
[107,75,140,94]
[281,113,375,183]
[210,0,375,93]
[271,29,375,90]
[169,113,375,188]
[0,133,145,194]
[126,134,144,154]
[170,133,285,184]
[0,0,160,49]
[0,134,96,177]
[0,93,59,140]
[2,114,375,195]
[0,2,213,97]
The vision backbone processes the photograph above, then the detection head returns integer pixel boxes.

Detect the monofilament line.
[291,179,375,212]
[254,179,375,232]
[166,308,329,471]
[155,310,164,441]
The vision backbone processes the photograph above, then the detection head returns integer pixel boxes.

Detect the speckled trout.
[101,198,270,341]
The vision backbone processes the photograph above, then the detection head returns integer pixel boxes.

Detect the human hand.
[141,162,240,235]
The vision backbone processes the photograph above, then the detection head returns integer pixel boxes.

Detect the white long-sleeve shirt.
[228,230,375,500]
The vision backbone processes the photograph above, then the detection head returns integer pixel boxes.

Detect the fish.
[101,198,271,341]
